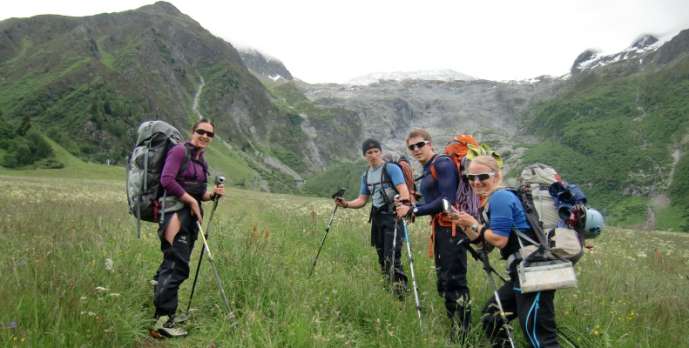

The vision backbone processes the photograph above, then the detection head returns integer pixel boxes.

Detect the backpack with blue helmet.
[583,208,604,239]
[513,163,606,264]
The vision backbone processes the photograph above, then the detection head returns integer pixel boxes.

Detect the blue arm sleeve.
[386,163,406,186]
[416,157,458,216]
[359,174,369,196]
[487,190,520,237]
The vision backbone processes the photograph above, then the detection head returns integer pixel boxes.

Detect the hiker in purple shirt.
[152,118,224,337]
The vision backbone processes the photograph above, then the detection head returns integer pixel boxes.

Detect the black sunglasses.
[407,141,429,151]
[465,172,495,182]
[194,129,214,138]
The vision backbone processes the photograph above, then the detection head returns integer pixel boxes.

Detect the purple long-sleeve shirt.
[415,155,459,216]
[160,142,208,199]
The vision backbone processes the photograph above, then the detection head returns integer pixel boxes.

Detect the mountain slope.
[521,29,689,228]
[0,2,353,191]
[236,46,293,81]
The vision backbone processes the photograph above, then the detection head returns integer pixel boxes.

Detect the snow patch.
[574,35,665,72]
[347,69,475,85]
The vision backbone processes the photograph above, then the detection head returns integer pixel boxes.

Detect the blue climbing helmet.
[583,208,604,239]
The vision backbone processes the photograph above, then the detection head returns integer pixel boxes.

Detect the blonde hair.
[470,155,504,194]
[406,129,432,143]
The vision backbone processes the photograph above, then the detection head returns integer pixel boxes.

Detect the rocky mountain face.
[296,76,563,171]
[236,47,293,81]
[570,34,662,74]
[291,32,689,228]
[347,69,475,85]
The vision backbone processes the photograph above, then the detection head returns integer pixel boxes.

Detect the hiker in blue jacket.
[456,155,560,348]
[335,139,410,297]
[400,128,471,342]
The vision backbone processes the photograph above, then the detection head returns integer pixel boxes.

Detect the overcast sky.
[3,0,689,84]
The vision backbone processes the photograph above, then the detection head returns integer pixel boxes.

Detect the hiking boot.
[448,320,469,344]
[150,315,187,338]
[173,312,191,324]
[448,310,471,344]
[392,282,408,301]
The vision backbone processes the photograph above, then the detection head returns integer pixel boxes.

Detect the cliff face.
[298,77,563,158]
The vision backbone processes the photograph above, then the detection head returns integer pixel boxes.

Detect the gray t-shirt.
[360,163,405,208]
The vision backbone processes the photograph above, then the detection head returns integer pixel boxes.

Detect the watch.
[471,223,479,232]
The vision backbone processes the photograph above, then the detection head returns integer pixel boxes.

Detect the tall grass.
[1,175,688,347]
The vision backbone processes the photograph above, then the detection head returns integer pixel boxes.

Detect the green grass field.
[1,173,688,347]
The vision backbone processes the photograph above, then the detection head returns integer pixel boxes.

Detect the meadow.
[1,174,688,347]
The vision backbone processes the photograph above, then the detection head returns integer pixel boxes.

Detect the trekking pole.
[402,220,423,326]
[195,220,232,316]
[390,216,398,287]
[467,244,516,348]
[309,188,346,277]
[186,176,225,314]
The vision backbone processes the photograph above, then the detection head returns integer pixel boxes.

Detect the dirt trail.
[646,145,684,229]
[667,148,682,187]
[192,76,205,119]
[193,75,303,186]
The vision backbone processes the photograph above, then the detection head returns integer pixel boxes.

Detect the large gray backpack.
[126,121,184,237]
[516,163,586,262]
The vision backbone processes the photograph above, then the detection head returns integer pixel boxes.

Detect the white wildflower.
[95,287,109,292]
[104,258,114,272]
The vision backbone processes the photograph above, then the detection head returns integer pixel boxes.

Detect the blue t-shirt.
[486,189,531,237]
[359,162,405,208]
[416,155,458,216]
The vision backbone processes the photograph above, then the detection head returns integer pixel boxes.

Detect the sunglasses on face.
[194,129,214,138]
[407,140,429,151]
[465,172,495,182]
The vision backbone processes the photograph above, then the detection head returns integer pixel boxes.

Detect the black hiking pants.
[482,272,559,348]
[433,225,471,330]
[154,207,199,317]
[371,211,408,289]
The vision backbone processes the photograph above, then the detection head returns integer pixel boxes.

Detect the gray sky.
[3,0,689,83]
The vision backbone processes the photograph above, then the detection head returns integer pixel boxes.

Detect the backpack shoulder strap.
[379,162,398,207]
[178,143,193,178]
[429,154,447,180]
[381,162,400,189]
